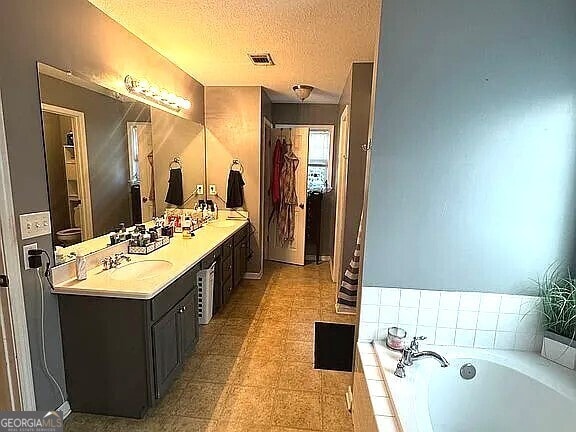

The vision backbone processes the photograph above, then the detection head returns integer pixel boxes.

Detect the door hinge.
[0,274,9,288]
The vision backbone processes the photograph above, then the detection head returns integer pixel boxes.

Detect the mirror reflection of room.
[37,64,207,264]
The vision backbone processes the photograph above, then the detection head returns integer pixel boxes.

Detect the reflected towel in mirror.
[165,167,184,206]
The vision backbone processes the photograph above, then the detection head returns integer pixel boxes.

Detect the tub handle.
[410,335,427,352]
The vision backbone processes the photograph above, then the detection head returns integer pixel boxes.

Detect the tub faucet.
[394,337,449,378]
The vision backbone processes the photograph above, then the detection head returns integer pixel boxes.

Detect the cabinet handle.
[183,306,187,311]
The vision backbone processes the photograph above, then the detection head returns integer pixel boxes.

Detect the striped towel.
[337,212,363,312]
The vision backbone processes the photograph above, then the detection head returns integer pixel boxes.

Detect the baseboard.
[345,385,353,412]
[58,400,71,419]
[305,255,331,262]
[243,272,263,280]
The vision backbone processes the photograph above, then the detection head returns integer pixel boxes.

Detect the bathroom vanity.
[54,220,249,418]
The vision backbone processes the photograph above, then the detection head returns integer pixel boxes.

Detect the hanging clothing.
[278,148,299,245]
[337,212,364,312]
[226,169,245,208]
[165,167,183,206]
[270,138,284,205]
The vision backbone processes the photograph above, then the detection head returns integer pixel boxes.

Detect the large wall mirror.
[37,63,207,264]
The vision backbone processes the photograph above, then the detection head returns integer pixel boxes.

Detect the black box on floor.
[314,322,355,372]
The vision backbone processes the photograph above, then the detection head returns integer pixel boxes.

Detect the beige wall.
[205,86,263,274]
[338,63,374,281]
[152,108,206,214]
[0,0,204,409]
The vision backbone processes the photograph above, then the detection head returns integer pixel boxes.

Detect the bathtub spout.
[411,350,450,367]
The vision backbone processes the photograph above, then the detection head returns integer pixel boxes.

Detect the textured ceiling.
[87,0,381,103]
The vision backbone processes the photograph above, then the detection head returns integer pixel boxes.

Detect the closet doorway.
[41,103,93,241]
[265,125,334,266]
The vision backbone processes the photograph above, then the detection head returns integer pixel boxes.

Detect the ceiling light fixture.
[292,84,314,102]
[124,75,191,111]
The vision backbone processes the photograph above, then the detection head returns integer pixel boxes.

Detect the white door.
[268,127,309,265]
[332,106,350,283]
[128,122,155,222]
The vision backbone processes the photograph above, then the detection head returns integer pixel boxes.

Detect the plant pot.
[541,331,576,370]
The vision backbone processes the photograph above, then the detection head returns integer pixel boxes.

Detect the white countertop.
[53,219,248,300]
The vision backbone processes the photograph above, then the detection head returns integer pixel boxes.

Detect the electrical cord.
[35,263,65,404]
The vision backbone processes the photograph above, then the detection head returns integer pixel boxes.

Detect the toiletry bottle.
[109,231,117,245]
[76,254,87,281]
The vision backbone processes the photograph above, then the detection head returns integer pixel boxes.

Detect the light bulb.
[159,90,169,101]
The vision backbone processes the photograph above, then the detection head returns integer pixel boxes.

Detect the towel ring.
[169,157,182,169]
[230,159,244,173]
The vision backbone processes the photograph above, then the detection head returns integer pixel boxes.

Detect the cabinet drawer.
[151,264,200,322]
[202,248,220,269]
[222,254,233,282]
[222,238,234,260]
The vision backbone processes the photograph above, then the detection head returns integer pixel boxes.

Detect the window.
[307,129,332,192]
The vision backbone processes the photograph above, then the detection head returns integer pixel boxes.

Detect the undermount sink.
[208,220,236,228]
[109,260,173,281]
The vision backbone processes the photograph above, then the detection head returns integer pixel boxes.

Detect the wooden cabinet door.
[179,289,199,357]
[152,309,181,399]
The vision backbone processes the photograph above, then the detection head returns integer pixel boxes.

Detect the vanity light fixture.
[124,75,191,111]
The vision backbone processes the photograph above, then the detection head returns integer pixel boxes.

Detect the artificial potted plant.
[536,264,576,369]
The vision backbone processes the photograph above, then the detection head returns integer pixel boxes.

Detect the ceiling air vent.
[248,53,274,66]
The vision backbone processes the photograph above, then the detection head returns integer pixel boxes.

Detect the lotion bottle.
[76,254,87,281]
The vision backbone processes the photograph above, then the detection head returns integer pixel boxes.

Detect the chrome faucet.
[394,336,449,378]
[102,253,131,270]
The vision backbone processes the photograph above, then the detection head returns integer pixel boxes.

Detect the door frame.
[265,124,335,265]
[127,121,155,222]
[260,117,273,272]
[332,106,350,284]
[41,103,94,240]
[0,90,36,409]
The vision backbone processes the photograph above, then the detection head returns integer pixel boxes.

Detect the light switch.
[196,184,204,195]
[19,211,51,240]
[209,185,217,195]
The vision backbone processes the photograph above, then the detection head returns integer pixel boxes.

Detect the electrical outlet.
[196,184,204,195]
[19,211,51,240]
[23,243,38,270]
[209,184,217,195]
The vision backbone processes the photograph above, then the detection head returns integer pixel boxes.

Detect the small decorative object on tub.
[386,327,407,351]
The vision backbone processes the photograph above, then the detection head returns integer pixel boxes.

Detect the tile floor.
[65,261,356,432]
